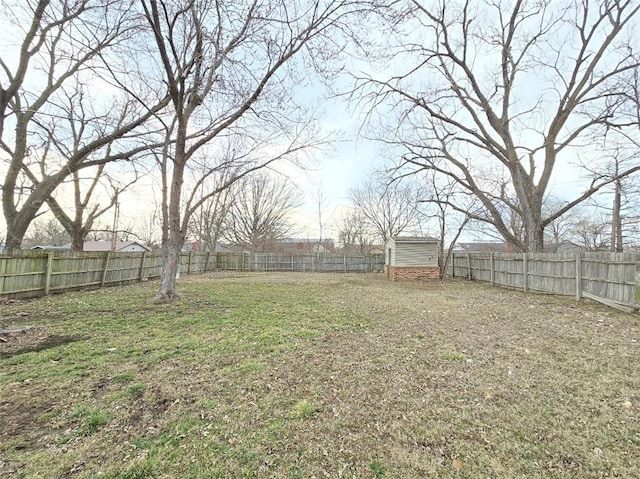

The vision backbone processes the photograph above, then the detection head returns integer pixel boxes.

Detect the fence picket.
[0,251,386,299]
[447,251,636,310]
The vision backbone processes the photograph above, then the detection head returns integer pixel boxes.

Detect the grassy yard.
[1,273,639,478]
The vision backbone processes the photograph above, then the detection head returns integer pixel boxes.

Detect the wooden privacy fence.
[447,252,638,311]
[0,251,385,300]
[221,252,385,273]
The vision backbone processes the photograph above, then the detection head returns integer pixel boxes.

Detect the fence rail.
[1,250,636,310]
[0,251,385,300]
[447,251,637,311]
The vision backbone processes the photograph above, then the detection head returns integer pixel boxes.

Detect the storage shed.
[385,236,440,281]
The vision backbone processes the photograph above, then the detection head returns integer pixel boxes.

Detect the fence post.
[291,255,294,271]
[344,254,347,273]
[187,251,193,275]
[575,252,582,300]
[101,252,110,287]
[205,251,210,272]
[523,253,528,293]
[466,253,471,280]
[0,256,6,296]
[138,251,147,281]
[44,252,55,295]
[451,253,455,279]
[490,252,495,285]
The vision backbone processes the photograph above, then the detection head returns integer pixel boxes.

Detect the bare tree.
[356,0,640,252]
[133,210,162,247]
[336,210,372,254]
[44,164,140,251]
[222,173,302,253]
[543,197,576,248]
[84,222,114,242]
[0,1,169,250]
[569,213,611,251]
[187,168,236,252]
[141,0,365,300]
[349,170,427,243]
[418,171,474,277]
[596,63,640,252]
[310,182,331,250]
[579,134,640,252]
[23,217,70,248]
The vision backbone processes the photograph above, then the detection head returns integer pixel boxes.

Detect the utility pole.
[111,192,120,252]
[611,177,623,252]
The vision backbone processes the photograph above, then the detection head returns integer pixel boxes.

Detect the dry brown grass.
[1,272,639,478]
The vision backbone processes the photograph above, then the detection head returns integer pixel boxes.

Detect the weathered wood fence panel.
[581,252,637,305]
[0,251,384,299]
[238,253,384,273]
[0,253,48,296]
[447,251,637,310]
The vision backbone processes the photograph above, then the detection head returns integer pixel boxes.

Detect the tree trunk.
[440,217,469,280]
[524,220,545,252]
[155,150,186,301]
[4,219,29,250]
[511,167,545,252]
[3,162,68,249]
[71,233,85,251]
[156,234,183,301]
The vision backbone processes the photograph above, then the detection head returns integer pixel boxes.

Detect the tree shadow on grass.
[0,334,83,359]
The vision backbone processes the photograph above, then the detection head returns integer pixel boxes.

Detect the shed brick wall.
[386,265,440,281]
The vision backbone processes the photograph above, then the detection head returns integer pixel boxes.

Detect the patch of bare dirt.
[0,330,83,359]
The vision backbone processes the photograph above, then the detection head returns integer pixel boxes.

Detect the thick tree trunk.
[525,225,545,253]
[4,198,50,249]
[155,152,186,301]
[156,234,183,301]
[3,183,40,250]
[71,233,85,252]
[3,164,66,249]
[4,218,30,250]
[156,235,185,301]
[511,168,545,252]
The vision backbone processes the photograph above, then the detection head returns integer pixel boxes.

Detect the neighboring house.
[458,241,515,253]
[545,241,583,253]
[183,241,233,252]
[214,242,234,253]
[368,246,384,255]
[458,240,584,254]
[311,242,331,254]
[277,238,336,254]
[385,236,440,281]
[31,245,71,251]
[73,241,152,253]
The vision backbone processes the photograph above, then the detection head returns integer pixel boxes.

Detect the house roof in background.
[389,236,439,243]
[458,242,510,253]
[69,241,152,252]
[278,238,335,244]
[30,245,71,251]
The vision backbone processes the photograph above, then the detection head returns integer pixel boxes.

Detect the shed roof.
[389,236,439,243]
